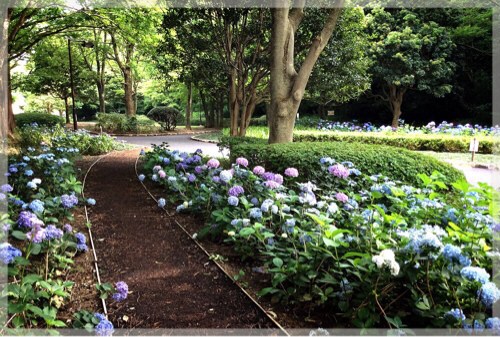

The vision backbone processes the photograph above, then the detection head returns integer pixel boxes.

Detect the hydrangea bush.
[317,120,499,136]
[3,133,128,332]
[141,143,499,330]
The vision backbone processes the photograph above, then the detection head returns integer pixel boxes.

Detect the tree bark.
[268,1,344,144]
[97,82,105,114]
[123,67,135,116]
[388,85,405,128]
[7,65,15,135]
[185,82,192,130]
[64,97,70,124]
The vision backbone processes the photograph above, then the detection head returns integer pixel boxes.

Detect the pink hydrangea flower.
[158,170,166,178]
[284,167,299,177]
[335,192,349,203]
[207,158,220,169]
[236,157,249,167]
[328,164,350,179]
[253,166,265,176]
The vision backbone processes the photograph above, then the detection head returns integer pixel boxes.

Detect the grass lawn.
[417,151,499,169]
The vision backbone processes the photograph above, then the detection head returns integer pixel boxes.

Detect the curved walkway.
[84,150,272,330]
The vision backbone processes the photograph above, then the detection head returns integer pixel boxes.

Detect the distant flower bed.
[141,144,498,330]
[3,132,128,333]
[317,120,499,136]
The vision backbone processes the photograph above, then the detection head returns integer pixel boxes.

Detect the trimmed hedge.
[15,113,64,128]
[293,130,497,154]
[228,138,465,186]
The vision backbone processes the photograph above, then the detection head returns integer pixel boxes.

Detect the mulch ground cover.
[82,150,275,330]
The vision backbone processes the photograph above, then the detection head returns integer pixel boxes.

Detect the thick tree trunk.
[388,85,405,128]
[123,67,135,117]
[64,97,70,124]
[229,70,239,136]
[97,81,105,114]
[185,82,192,130]
[268,2,343,144]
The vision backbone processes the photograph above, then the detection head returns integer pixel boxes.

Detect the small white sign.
[469,138,479,152]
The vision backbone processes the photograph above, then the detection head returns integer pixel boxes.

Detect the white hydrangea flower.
[372,249,400,276]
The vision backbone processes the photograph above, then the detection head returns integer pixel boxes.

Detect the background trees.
[365,8,455,128]
[3,4,493,141]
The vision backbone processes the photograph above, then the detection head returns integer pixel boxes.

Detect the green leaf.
[11,231,27,241]
[239,227,255,237]
[272,257,283,268]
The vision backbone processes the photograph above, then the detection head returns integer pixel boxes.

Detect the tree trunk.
[7,65,15,135]
[185,82,192,130]
[64,97,70,124]
[97,81,105,114]
[268,2,344,144]
[229,70,239,136]
[123,67,135,116]
[388,85,405,128]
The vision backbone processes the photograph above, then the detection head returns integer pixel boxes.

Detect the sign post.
[469,138,479,162]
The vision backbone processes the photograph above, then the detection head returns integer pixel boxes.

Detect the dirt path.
[84,150,273,330]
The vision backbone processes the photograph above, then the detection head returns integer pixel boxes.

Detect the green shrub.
[249,115,268,126]
[15,113,64,128]
[229,139,465,186]
[293,131,497,154]
[96,113,159,134]
[147,106,180,131]
[96,113,129,133]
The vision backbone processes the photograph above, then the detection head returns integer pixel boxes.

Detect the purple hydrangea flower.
[17,211,40,229]
[328,164,350,179]
[61,194,78,209]
[0,184,13,193]
[273,174,284,185]
[188,174,196,183]
[212,176,221,184]
[45,225,63,240]
[253,166,265,176]
[194,166,203,174]
[235,157,249,167]
[207,158,220,169]
[284,167,299,177]
[262,172,275,181]
[112,281,129,302]
[75,232,88,252]
[228,185,244,197]
[27,222,45,243]
[63,224,73,233]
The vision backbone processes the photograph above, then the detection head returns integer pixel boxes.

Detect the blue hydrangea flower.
[228,196,239,207]
[479,282,500,307]
[87,198,96,206]
[26,181,37,189]
[29,200,45,213]
[442,244,471,266]
[95,316,114,336]
[249,208,262,219]
[250,197,259,206]
[158,198,166,208]
[138,174,145,181]
[461,266,490,284]
[0,243,22,264]
[75,232,88,252]
[486,317,500,330]
[24,169,34,176]
[445,308,466,321]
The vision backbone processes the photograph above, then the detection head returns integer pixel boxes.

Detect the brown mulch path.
[83,150,274,330]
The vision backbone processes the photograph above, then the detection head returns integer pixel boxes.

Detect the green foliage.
[96,113,159,134]
[293,131,496,154]
[18,124,122,156]
[227,139,465,186]
[147,106,180,131]
[15,113,64,128]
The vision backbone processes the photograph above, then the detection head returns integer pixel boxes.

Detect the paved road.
[116,135,499,189]
[115,134,225,158]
